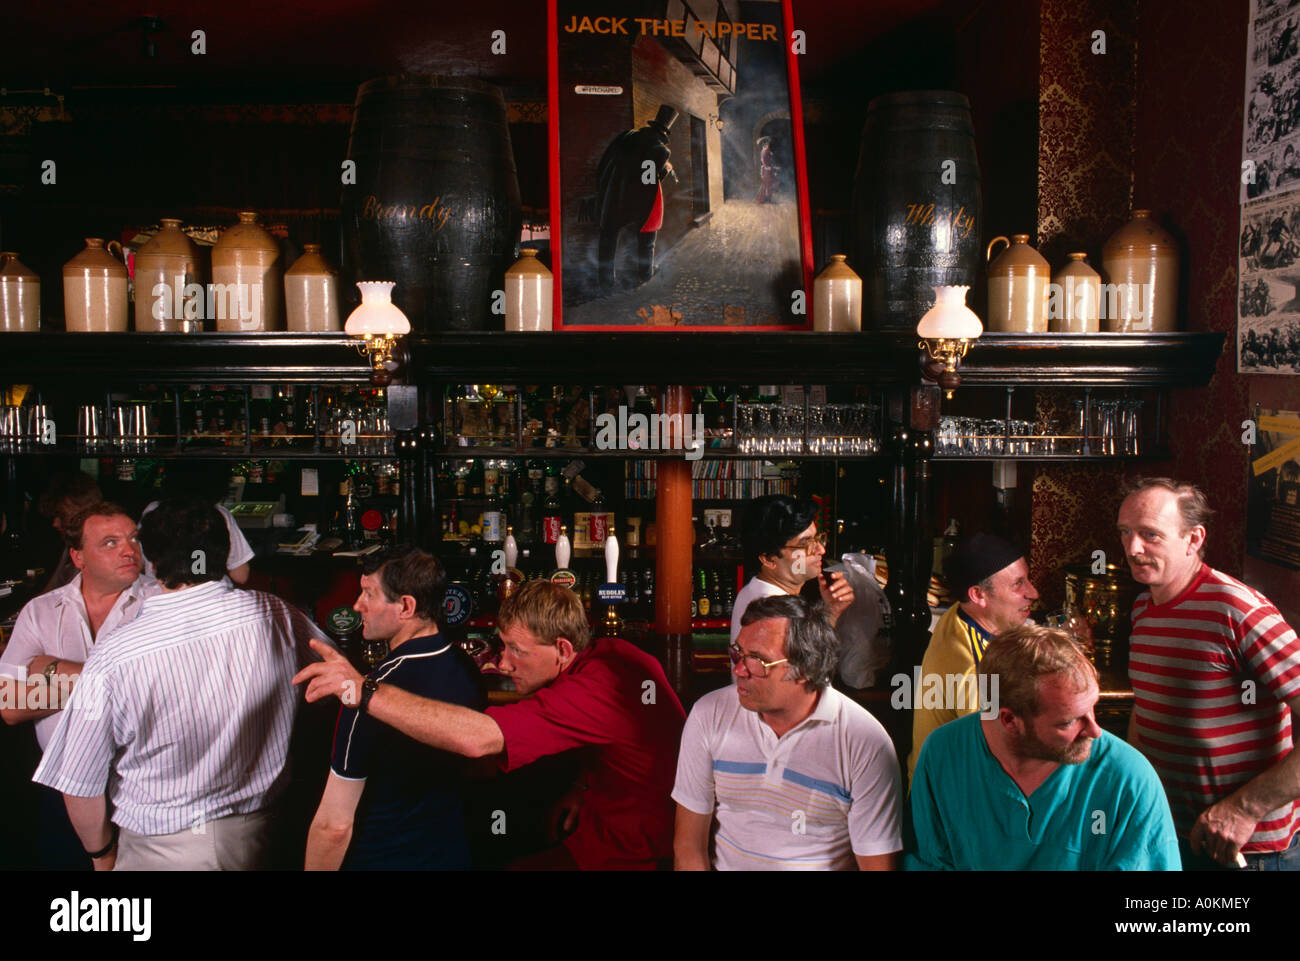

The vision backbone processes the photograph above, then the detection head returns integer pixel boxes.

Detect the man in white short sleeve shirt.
[673,593,902,870]
[0,502,159,868]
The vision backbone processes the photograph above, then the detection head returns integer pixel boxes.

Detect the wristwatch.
[42,660,60,685]
[358,677,379,716]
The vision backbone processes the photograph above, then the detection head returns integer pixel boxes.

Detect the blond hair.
[497,579,591,652]
[978,623,1097,718]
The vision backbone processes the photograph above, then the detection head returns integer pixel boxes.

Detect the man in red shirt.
[296,579,685,869]
[1120,477,1300,870]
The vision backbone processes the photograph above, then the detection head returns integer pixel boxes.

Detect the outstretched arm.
[294,640,504,758]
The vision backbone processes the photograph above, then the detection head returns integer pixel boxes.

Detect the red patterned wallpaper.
[1133,0,1251,580]
[1032,0,1140,609]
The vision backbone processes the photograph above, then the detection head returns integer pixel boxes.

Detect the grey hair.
[739,593,840,691]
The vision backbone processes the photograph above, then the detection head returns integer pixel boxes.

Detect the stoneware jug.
[0,252,40,331]
[285,244,341,331]
[63,238,128,332]
[813,255,863,331]
[1051,253,1101,333]
[986,234,1050,333]
[504,248,553,331]
[134,218,202,332]
[1102,209,1178,332]
[211,211,282,331]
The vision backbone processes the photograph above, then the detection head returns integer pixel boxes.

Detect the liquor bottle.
[482,478,506,545]
[344,485,362,548]
[708,571,722,617]
[272,385,293,448]
[589,487,608,544]
[516,484,537,546]
[542,470,563,545]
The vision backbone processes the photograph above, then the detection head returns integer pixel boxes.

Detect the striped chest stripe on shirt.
[1128,566,1300,851]
[712,761,851,817]
[337,643,452,775]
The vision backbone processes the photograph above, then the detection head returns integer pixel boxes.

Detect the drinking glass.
[77,405,105,454]
[1,406,22,453]
[27,404,50,451]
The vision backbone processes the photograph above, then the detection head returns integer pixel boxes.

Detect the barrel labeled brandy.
[341,75,522,331]
[851,91,982,330]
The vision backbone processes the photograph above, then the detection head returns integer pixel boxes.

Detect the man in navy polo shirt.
[305,547,483,870]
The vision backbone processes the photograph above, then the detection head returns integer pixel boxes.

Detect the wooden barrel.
[341,76,522,331]
[850,91,981,330]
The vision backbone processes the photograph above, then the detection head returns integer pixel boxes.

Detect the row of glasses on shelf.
[935,398,1144,457]
[2,397,394,455]
[935,417,1055,456]
[0,403,156,454]
[735,402,881,456]
[1072,399,1144,456]
[322,398,394,456]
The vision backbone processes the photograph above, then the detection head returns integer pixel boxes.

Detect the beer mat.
[333,543,384,557]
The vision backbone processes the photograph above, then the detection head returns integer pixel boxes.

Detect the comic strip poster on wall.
[547,0,812,329]
[1248,409,1300,570]
[1239,0,1300,372]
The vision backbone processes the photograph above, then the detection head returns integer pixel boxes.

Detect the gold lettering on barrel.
[903,203,975,239]
[359,195,451,232]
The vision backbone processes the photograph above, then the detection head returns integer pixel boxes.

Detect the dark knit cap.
[943,533,1025,598]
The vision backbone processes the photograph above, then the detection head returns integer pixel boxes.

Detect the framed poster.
[547,0,813,329]
[1238,0,1300,372]
[1248,409,1300,571]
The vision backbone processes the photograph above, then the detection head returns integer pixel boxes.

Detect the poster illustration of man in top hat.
[554,0,809,328]
[595,104,679,288]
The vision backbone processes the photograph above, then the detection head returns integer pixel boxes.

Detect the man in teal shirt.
[909,624,1179,870]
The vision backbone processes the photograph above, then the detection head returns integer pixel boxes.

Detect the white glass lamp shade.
[917,285,983,340]
[345,281,411,336]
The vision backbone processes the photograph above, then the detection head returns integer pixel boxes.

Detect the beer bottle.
[696,568,711,617]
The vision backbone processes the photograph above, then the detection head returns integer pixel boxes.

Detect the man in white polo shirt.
[673,594,902,870]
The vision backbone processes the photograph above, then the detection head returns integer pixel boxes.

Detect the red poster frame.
[547,0,814,331]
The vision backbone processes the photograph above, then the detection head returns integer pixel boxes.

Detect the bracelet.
[86,826,119,860]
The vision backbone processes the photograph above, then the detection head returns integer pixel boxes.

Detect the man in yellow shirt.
[907,533,1039,782]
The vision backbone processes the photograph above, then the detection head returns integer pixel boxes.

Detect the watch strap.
[358,678,379,716]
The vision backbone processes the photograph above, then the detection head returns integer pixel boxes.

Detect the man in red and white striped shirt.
[1120,477,1300,870]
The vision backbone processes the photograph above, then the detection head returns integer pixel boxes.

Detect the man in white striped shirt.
[33,496,330,871]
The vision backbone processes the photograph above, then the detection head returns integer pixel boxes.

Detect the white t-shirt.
[141,501,255,577]
[730,576,788,643]
[0,573,160,749]
[671,684,902,870]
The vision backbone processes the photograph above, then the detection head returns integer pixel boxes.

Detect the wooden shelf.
[0,330,1225,388]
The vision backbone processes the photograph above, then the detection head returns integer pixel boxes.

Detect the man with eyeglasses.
[673,594,903,870]
[732,495,854,648]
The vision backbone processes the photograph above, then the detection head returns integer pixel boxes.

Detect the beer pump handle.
[504,526,518,569]
[556,525,571,570]
[605,527,619,584]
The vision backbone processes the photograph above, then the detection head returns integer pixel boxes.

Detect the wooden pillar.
[655,385,693,699]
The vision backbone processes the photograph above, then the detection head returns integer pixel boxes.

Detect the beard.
[1014,728,1095,765]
